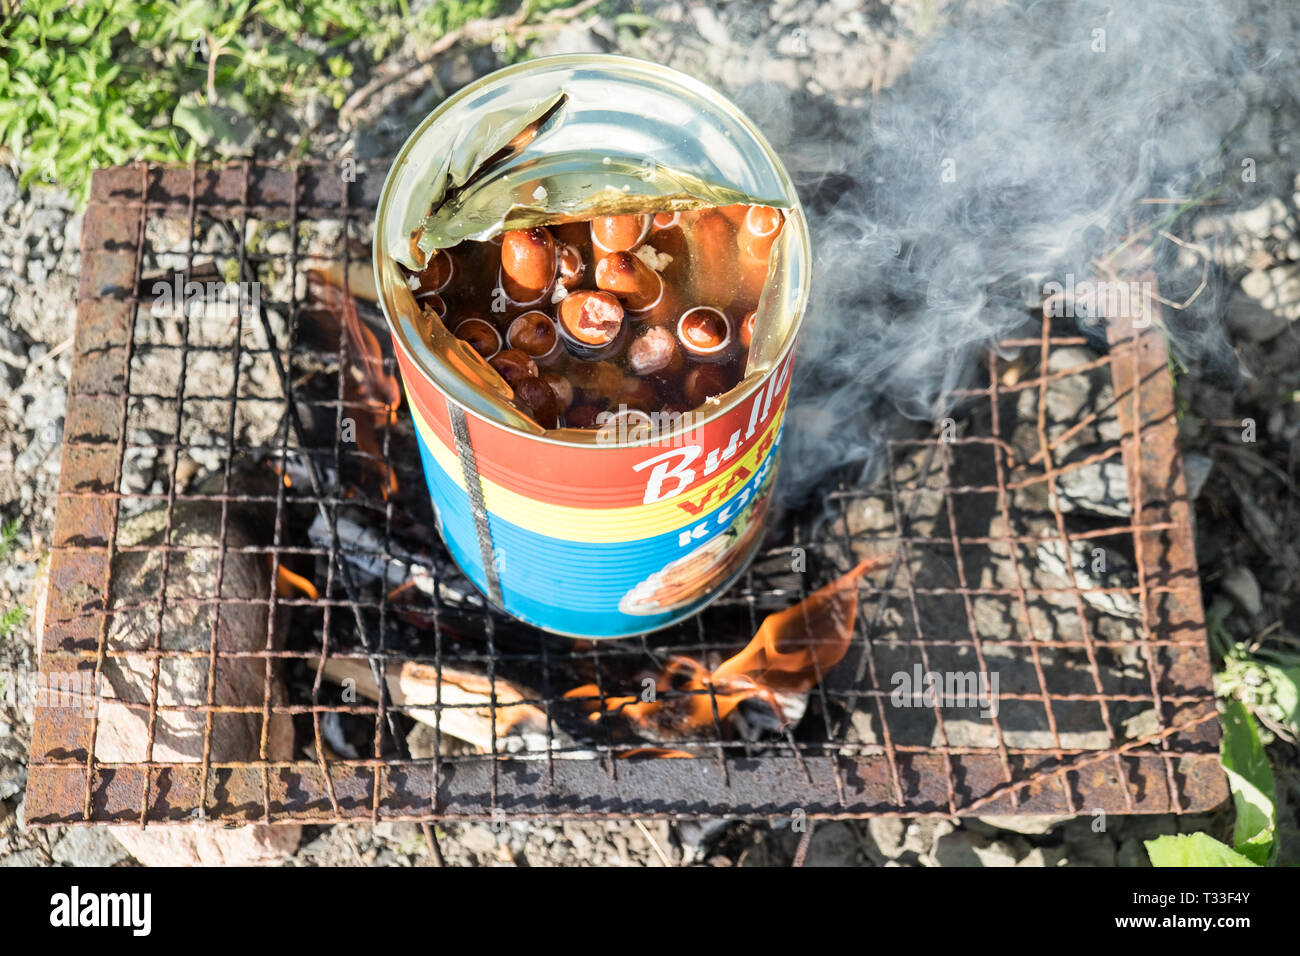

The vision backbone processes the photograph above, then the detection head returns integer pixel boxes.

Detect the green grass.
[0,518,23,640]
[0,0,529,201]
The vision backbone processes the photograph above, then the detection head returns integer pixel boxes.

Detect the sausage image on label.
[500,227,556,305]
[507,310,562,365]
[557,290,627,360]
[677,306,733,360]
[453,317,502,360]
[684,210,740,308]
[594,251,664,313]
[591,214,651,254]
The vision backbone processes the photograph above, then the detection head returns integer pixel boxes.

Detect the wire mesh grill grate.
[25,162,1227,825]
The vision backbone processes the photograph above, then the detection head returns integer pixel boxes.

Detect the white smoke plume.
[721,0,1295,502]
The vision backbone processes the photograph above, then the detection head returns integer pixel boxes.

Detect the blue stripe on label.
[414,423,486,583]
[412,427,780,638]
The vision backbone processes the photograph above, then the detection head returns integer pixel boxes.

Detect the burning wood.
[315,656,567,754]
[306,512,447,604]
[565,556,888,743]
[310,268,401,498]
[620,748,695,759]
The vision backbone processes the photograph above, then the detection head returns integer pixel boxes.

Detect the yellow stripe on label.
[408,395,787,544]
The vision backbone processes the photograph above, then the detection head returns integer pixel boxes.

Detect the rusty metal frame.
[25,163,1227,826]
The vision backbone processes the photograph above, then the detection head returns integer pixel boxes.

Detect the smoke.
[722,0,1297,503]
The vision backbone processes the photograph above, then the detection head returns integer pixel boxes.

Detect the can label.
[397,348,795,637]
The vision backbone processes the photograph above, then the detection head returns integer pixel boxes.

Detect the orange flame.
[314,278,401,499]
[269,461,293,488]
[619,748,696,760]
[565,555,888,739]
[275,563,320,600]
[340,284,401,420]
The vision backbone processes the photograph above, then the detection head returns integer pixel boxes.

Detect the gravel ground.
[2,0,1298,867]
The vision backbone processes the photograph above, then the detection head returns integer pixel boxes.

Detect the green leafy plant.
[1147,608,1298,867]
[1145,700,1277,867]
[0,1,408,199]
[1219,696,1278,864]
[0,517,20,563]
[1145,833,1259,867]
[0,518,24,640]
[0,605,25,640]
[0,1,610,201]
[1215,638,1300,746]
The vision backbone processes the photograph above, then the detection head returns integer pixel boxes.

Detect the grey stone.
[1228,291,1289,342]
[15,414,61,471]
[932,827,1026,866]
[0,847,45,867]
[689,6,731,47]
[373,821,422,851]
[53,827,131,867]
[1019,846,1069,867]
[802,821,861,866]
[1035,539,1141,620]
[0,762,25,801]
[975,814,1072,835]
[0,167,19,213]
[25,258,47,285]
[1056,458,1131,518]
[806,26,846,53]
[1184,452,1213,500]
[676,817,730,858]
[263,230,293,257]
[1117,838,1151,867]
[457,824,500,856]
[1058,835,1117,867]
[1241,265,1300,321]
[1222,566,1263,616]
[867,816,907,858]
[905,817,953,858]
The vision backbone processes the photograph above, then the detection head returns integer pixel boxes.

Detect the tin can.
[374,55,811,638]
